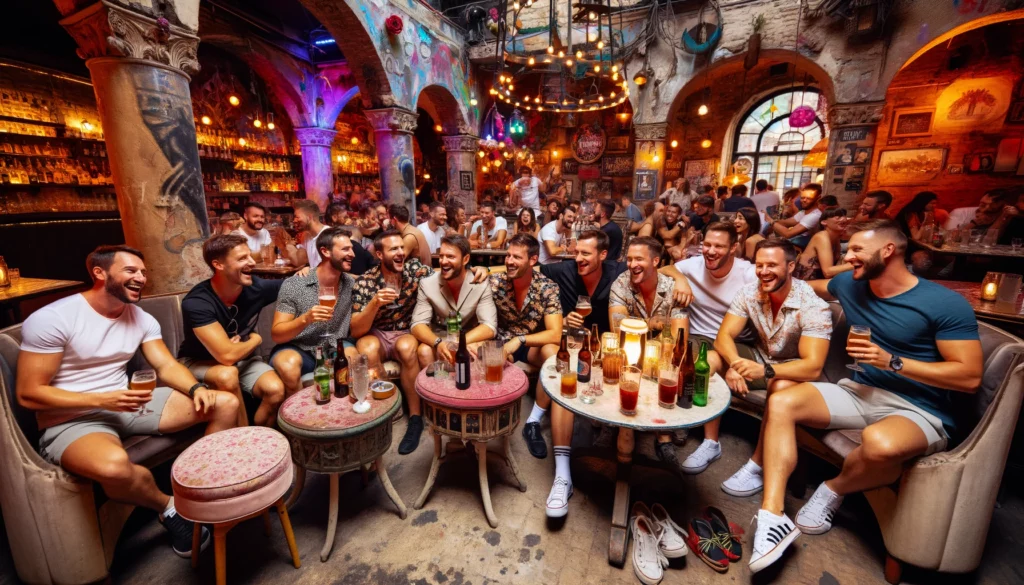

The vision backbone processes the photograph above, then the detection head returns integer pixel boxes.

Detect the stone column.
[632,123,668,204]
[365,107,418,215]
[826,101,885,209]
[294,127,337,211]
[443,134,480,214]
[60,2,209,295]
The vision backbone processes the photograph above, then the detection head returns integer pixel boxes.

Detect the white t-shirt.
[538,220,561,265]
[945,207,978,230]
[304,226,329,269]
[516,176,542,212]
[673,256,757,339]
[20,294,163,428]
[417,221,446,254]
[470,217,508,242]
[234,228,271,252]
[660,188,693,212]
[750,190,781,214]
[792,208,823,234]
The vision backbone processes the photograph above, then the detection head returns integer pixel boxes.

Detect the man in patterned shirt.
[715,239,832,499]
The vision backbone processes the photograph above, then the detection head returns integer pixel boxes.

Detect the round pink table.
[414,364,528,528]
[277,387,406,561]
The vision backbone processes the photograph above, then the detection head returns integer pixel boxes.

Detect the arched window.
[732,88,826,191]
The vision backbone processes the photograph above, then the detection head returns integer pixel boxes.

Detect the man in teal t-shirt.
[747,219,983,575]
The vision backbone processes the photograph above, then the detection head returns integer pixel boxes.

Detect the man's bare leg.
[760,384,831,515]
[202,364,246,427]
[61,434,170,511]
[250,370,286,428]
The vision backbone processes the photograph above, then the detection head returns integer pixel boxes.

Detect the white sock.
[553,446,572,484]
[162,497,176,520]
[746,459,763,474]
[705,439,720,448]
[526,403,547,425]
[818,481,840,498]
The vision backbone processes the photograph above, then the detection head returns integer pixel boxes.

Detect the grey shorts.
[38,386,174,465]
[811,378,948,456]
[691,334,767,390]
[179,355,275,394]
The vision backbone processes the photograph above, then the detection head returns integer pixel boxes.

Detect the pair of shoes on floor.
[748,483,844,573]
[685,506,743,573]
[631,502,687,584]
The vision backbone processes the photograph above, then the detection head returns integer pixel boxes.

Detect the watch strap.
[433,337,443,348]
[188,382,207,398]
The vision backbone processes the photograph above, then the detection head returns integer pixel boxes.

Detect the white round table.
[539,355,731,567]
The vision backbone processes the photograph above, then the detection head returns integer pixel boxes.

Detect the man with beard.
[594,200,624,261]
[417,201,449,255]
[944,188,1012,232]
[747,219,982,574]
[766,183,823,249]
[713,240,832,501]
[274,199,329,269]
[270,228,359,397]
[657,203,687,259]
[689,195,721,233]
[411,235,497,366]
[18,245,238,558]
[469,200,509,249]
[235,201,271,262]
[511,166,546,218]
[853,190,892,222]
[538,205,577,264]
[661,222,758,475]
[178,235,287,428]
[389,203,433,267]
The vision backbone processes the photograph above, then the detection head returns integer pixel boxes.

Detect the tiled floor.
[2,398,1022,585]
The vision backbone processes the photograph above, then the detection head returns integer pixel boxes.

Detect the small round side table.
[414,365,528,528]
[277,388,407,562]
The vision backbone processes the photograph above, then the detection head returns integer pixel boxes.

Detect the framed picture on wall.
[876,148,947,185]
[534,150,550,165]
[635,169,658,200]
[891,108,934,138]
[459,171,474,191]
[563,178,576,198]
[964,152,996,173]
[607,135,630,152]
[582,180,601,198]
[561,159,580,175]
[601,155,633,176]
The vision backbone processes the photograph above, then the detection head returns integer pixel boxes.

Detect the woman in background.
[895,191,948,240]
[794,207,851,280]
[733,207,764,261]
[514,207,540,238]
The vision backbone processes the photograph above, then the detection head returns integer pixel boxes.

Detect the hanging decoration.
[385,15,404,36]
[790,105,817,128]
[803,137,830,167]
[681,1,723,54]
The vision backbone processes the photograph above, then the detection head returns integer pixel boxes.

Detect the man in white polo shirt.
[416,201,448,254]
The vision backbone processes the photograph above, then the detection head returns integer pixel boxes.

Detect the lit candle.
[982,282,998,301]
[619,318,648,366]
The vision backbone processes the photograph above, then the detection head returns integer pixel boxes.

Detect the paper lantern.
[789,105,816,128]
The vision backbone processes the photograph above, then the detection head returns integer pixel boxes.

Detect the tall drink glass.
[130,369,157,416]
[619,366,641,416]
[602,348,623,385]
[318,284,336,310]
[483,340,504,384]
[658,363,679,409]
[846,325,871,372]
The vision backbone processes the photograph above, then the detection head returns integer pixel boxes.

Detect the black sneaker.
[161,512,210,559]
[655,441,686,480]
[398,415,424,455]
[521,422,548,459]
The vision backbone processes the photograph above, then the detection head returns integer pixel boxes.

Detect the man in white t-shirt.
[234,201,272,262]
[512,166,545,216]
[765,183,823,248]
[274,199,329,269]
[416,201,448,254]
[663,221,758,474]
[750,179,781,215]
[944,189,1011,231]
[469,200,508,249]
[17,245,238,559]
[538,206,577,264]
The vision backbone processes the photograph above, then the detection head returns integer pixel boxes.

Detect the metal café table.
[539,355,730,567]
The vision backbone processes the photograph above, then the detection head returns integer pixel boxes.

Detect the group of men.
[16,187,983,577]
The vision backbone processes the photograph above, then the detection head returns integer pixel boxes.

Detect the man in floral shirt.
[714,239,832,499]
[489,233,563,363]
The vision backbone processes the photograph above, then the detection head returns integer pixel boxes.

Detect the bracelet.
[433,337,443,348]
[188,383,208,398]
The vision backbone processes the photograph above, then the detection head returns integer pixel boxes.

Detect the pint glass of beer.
[318,284,337,310]
[130,369,157,416]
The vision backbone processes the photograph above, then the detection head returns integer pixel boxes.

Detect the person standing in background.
[750,179,780,215]
[511,166,546,217]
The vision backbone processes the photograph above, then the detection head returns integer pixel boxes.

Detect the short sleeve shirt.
[538,220,561,264]
[793,208,822,232]
[416,222,446,254]
[727,279,832,363]
[304,226,329,269]
[178,277,283,361]
[517,176,542,211]
[470,217,509,240]
[234,228,271,252]
[489,272,562,342]
[276,271,355,351]
[609,272,681,321]
[352,259,434,332]
[827,272,979,433]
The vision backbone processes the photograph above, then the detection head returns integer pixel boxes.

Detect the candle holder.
[0,256,10,289]
[981,272,1001,302]
[619,318,648,367]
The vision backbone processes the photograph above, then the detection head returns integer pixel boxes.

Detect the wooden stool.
[171,427,301,585]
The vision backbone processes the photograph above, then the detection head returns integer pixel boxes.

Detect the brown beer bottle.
[590,324,600,359]
[578,331,592,383]
[334,339,349,399]
[677,341,694,409]
[556,331,570,372]
[672,330,687,368]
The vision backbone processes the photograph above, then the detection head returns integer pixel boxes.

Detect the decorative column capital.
[442,134,481,153]
[634,123,668,141]
[294,127,338,147]
[59,0,200,75]
[364,107,418,134]
[828,101,886,127]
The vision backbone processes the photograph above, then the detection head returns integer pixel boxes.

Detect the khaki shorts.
[811,378,948,456]
[690,334,766,390]
[38,386,174,465]
[179,355,274,394]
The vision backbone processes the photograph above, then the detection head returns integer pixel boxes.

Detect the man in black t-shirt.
[178,234,287,427]
[595,200,624,261]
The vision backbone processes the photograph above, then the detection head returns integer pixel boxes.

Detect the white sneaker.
[650,504,688,559]
[545,477,573,518]
[795,482,844,535]
[680,439,721,475]
[721,460,764,497]
[631,516,667,585]
[749,510,800,574]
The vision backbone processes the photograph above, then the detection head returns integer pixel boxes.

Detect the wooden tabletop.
[913,239,1024,258]
[933,280,1024,324]
[0,277,83,304]
[250,264,301,277]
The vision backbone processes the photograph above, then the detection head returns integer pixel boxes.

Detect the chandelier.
[490,0,630,114]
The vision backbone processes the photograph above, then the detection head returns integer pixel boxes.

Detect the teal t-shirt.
[828,272,979,433]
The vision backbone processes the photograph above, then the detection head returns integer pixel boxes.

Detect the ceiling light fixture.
[228,95,240,106]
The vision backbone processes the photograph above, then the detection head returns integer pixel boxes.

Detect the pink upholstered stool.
[171,427,301,585]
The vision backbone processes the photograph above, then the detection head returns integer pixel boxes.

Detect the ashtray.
[371,380,396,400]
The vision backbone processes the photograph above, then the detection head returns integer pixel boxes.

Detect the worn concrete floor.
[2,395,1023,585]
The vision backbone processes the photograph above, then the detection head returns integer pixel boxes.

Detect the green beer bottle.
[314,346,331,405]
[693,341,710,407]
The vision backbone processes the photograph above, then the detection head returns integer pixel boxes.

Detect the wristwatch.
[889,355,904,372]
[188,383,208,399]
[764,363,776,381]
[433,337,443,349]
[517,335,527,346]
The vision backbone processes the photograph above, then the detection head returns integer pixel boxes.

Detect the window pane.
[740,116,764,134]
[737,133,758,153]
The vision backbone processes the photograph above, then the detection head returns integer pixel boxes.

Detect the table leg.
[476,441,498,528]
[320,473,340,562]
[375,456,408,519]
[609,428,635,567]
[503,436,527,492]
[414,431,443,509]
[283,464,306,510]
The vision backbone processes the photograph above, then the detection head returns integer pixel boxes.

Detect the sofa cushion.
[822,302,849,384]
[968,323,1024,425]
[124,427,203,467]
[821,429,863,458]
[0,325,39,446]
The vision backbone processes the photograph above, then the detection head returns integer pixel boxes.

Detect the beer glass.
[383,274,401,309]
[130,369,157,416]
[318,284,336,310]
[846,325,871,372]
[658,363,679,409]
[575,295,592,330]
[482,340,504,384]
[619,366,642,416]
[560,367,578,399]
[602,347,624,385]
